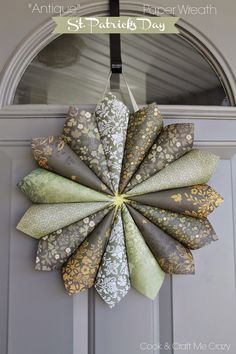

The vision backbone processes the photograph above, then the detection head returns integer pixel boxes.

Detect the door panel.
[94,288,160,354]
[172,160,236,353]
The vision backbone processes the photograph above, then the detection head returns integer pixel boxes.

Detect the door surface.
[0,109,236,354]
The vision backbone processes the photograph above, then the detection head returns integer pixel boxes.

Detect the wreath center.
[113,192,127,208]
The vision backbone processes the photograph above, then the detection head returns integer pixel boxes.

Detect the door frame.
[1,2,236,351]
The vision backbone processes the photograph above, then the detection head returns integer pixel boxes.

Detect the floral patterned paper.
[131,203,218,250]
[18,168,112,204]
[32,135,111,194]
[95,210,130,307]
[95,93,129,192]
[127,205,195,274]
[62,209,115,295]
[129,184,223,218]
[122,206,165,299]
[63,106,113,191]
[35,208,111,271]
[126,123,194,192]
[119,103,163,193]
[17,202,112,239]
[127,150,219,196]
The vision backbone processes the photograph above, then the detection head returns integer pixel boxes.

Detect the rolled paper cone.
[129,184,224,218]
[35,207,111,271]
[95,209,130,308]
[32,136,112,195]
[17,168,112,204]
[62,209,115,295]
[127,150,219,196]
[122,205,165,300]
[63,107,113,191]
[131,202,218,250]
[119,103,163,193]
[16,201,112,239]
[95,92,129,192]
[126,123,194,192]
[127,205,195,274]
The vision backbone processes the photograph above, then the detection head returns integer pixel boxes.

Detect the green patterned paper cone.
[122,206,165,299]
[127,150,219,196]
[17,201,112,238]
[18,169,112,203]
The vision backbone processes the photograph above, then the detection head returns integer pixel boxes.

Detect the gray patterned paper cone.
[32,136,111,194]
[131,203,218,250]
[63,106,113,191]
[119,103,163,193]
[129,184,223,218]
[62,209,115,295]
[95,209,130,307]
[127,205,195,274]
[35,207,111,271]
[95,92,129,192]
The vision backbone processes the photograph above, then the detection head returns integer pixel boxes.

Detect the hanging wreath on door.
[16,82,223,307]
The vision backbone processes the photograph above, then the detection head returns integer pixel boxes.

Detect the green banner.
[52,16,179,34]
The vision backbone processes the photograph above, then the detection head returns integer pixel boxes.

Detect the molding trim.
[0,1,235,108]
[0,105,236,157]
[0,151,12,354]
[230,156,236,281]
[73,292,88,354]
[1,104,236,120]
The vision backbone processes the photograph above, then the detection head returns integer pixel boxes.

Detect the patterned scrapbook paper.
[95,93,129,192]
[35,208,111,271]
[129,184,224,218]
[131,203,218,250]
[119,103,163,193]
[17,201,112,238]
[127,205,195,274]
[95,210,130,307]
[126,123,194,191]
[32,136,111,194]
[127,150,219,196]
[122,206,165,299]
[62,209,115,295]
[63,106,113,191]
[18,169,112,204]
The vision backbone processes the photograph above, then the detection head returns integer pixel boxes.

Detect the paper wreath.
[16,92,224,307]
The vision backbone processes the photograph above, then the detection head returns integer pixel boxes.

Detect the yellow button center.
[113,192,126,208]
